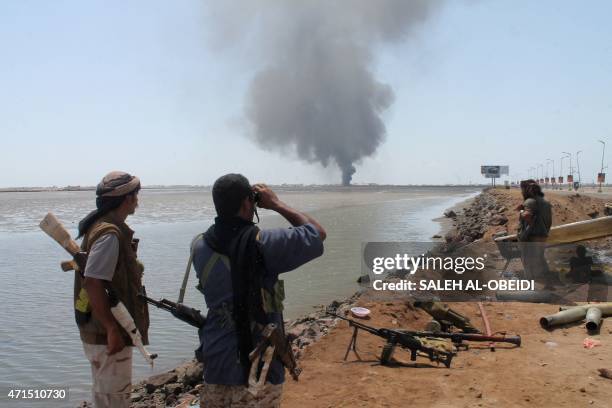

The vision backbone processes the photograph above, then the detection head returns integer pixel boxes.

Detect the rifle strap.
[197,252,231,294]
[178,233,203,303]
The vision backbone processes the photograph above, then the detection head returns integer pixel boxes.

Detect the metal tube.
[539,307,587,329]
[585,307,603,331]
[559,303,612,314]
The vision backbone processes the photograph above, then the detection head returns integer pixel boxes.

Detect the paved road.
[543,186,612,200]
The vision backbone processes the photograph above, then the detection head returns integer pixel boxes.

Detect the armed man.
[75,171,149,408]
[192,174,326,407]
[516,179,554,286]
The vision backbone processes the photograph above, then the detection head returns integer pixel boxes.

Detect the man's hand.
[252,182,327,241]
[253,183,281,210]
[106,325,126,355]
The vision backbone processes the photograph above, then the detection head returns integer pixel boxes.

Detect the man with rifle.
[517,179,554,285]
[74,171,149,408]
[193,174,326,407]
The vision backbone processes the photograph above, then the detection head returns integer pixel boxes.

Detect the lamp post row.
[521,140,607,192]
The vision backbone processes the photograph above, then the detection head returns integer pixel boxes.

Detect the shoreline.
[124,190,484,407]
[431,191,480,240]
[280,187,612,407]
[125,187,611,407]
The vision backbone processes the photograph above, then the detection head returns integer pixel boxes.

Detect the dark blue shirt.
[192,223,324,385]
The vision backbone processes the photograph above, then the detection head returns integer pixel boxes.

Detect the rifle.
[327,311,454,368]
[138,287,206,329]
[398,329,521,348]
[248,323,301,396]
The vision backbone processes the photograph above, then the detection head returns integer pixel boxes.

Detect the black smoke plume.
[207,1,442,185]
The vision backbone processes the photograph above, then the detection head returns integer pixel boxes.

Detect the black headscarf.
[204,216,266,371]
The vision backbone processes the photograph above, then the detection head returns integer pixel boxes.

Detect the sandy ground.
[281,188,612,408]
[485,188,610,239]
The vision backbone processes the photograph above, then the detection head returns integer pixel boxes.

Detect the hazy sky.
[1,1,610,187]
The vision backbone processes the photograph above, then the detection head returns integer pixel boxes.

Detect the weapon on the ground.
[39,212,158,367]
[413,300,480,333]
[398,329,521,348]
[139,287,206,329]
[327,311,455,368]
[248,323,301,396]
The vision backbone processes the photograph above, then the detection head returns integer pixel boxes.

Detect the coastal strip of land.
[82,187,611,408]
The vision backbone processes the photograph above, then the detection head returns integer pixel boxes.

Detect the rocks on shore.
[286,294,360,358]
[443,190,507,246]
[130,360,203,408]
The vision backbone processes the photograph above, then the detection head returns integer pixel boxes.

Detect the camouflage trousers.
[200,381,283,408]
[82,343,132,408]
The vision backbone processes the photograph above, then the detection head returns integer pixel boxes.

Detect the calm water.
[0,186,478,406]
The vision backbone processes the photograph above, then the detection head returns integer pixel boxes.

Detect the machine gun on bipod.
[327,310,455,368]
[398,329,521,349]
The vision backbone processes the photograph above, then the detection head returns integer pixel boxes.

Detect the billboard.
[567,175,574,183]
[481,165,509,179]
[598,173,606,183]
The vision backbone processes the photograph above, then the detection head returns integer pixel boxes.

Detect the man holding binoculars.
[192,173,326,407]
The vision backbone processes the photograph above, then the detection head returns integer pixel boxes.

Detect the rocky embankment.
[443,189,508,245]
[121,293,361,407]
[123,193,496,407]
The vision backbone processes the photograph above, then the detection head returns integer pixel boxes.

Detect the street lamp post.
[576,150,582,190]
[560,155,566,188]
[539,163,544,185]
[547,158,554,189]
[562,152,573,191]
[599,140,606,193]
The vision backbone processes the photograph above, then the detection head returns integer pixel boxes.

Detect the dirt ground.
[282,188,612,408]
[282,299,612,408]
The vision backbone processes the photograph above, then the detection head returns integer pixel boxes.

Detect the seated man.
[192,174,326,407]
[567,245,593,283]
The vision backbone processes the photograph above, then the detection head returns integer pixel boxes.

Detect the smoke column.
[207,1,442,185]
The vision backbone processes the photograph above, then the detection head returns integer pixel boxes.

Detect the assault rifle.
[138,287,206,329]
[248,323,301,396]
[327,311,454,368]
